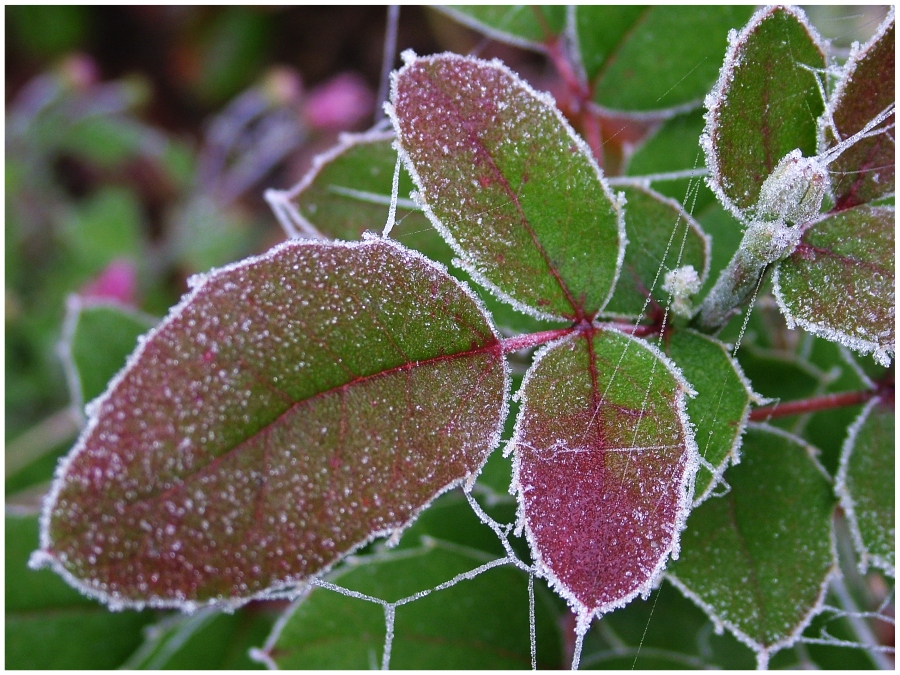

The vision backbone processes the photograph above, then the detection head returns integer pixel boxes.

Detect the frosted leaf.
[510,328,698,623]
[667,425,836,667]
[820,10,895,210]
[773,206,894,366]
[59,297,157,419]
[702,6,827,222]
[835,398,895,577]
[435,6,566,53]
[32,238,509,609]
[389,52,625,322]
[602,185,709,319]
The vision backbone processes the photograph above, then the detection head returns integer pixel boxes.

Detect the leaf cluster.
[9,5,894,670]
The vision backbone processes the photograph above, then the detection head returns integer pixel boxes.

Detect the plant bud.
[754,149,830,226]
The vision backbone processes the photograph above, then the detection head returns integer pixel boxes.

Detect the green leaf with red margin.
[436,6,565,52]
[577,6,755,113]
[835,397,895,576]
[773,205,894,366]
[822,11,894,210]
[602,185,709,319]
[32,237,509,609]
[702,6,827,220]
[509,328,698,624]
[667,425,836,668]
[389,52,624,322]
[663,328,760,504]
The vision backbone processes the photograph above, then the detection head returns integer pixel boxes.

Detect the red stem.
[500,327,575,354]
[749,390,877,422]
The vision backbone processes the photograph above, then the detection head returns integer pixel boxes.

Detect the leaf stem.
[749,390,877,421]
[500,327,575,354]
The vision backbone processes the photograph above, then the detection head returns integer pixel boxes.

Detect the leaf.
[122,608,275,669]
[61,298,157,411]
[390,52,624,321]
[33,237,509,609]
[667,425,836,667]
[258,540,563,668]
[624,110,718,214]
[436,6,566,51]
[280,130,443,260]
[602,185,709,318]
[823,12,895,210]
[835,398,895,576]
[6,514,153,669]
[510,329,697,622]
[773,205,894,366]
[580,579,755,668]
[703,6,827,219]
[663,328,759,504]
[578,6,755,112]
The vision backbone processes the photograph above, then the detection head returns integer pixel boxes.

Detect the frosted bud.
[754,149,830,226]
[662,265,701,318]
[742,218,803,265]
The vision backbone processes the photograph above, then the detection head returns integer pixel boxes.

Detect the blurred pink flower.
[80,259,137,306]
[304,72,374,131]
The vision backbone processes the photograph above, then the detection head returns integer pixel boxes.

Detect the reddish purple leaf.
[389,52,624,322]
[510,329,697,621]
[33,237,508,609]
[823,12,894,210]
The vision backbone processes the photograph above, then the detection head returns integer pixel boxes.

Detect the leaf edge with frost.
[834,397,895,577]
[31,235,511,613]
[59,295,158,421]
[265,128,410,240]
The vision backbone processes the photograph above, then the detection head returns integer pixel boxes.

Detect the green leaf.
[281,131,441,257]
[580,579,755,668]
[602,185,709,318]
[123,608,275,669]
[624,110,717,214]
[579,6,755,112]
[6,514,153,669]
[510,329,697,622]
[773,205,894,366]
[34,238,509,608]
[62,299,157,409]
[668,425,836,667]
[823,13,894,210]
[259,540,563,668]
[664,328,758,503]
[437,6,566,51]
[390,52,624,321]
[835,398,895,576]
[703,6,827,219]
